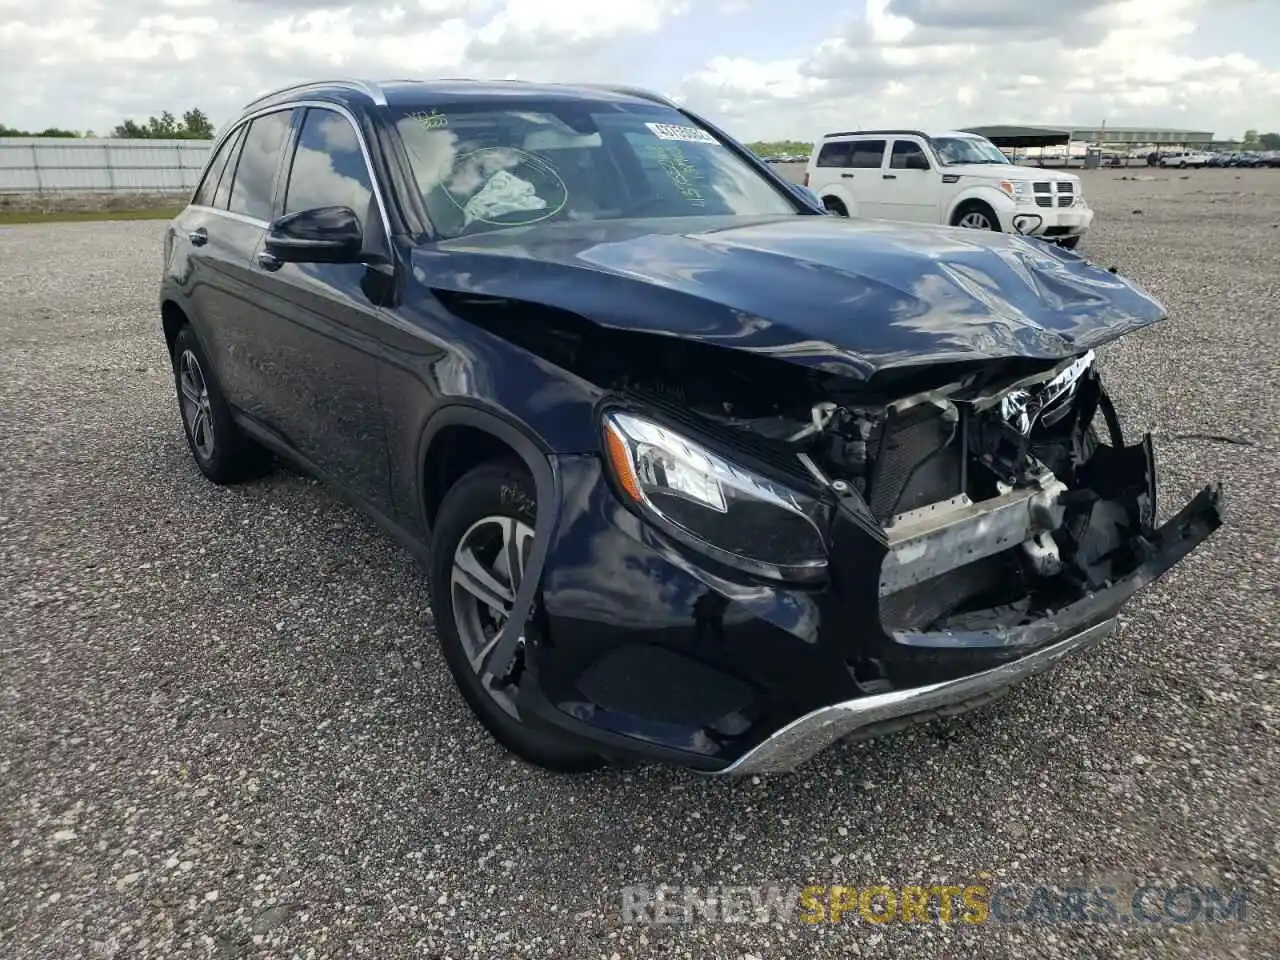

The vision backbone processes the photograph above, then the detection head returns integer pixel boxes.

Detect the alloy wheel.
[958,211,993,230]
[178,349,215,461]
[450,515,536,719]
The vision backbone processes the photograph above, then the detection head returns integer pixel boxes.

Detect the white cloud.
[0,0,1275,140]
[0,0,692,133]
[676,0,1280,140]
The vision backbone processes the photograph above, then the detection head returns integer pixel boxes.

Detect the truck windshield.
[390,100,799,239]
[930,136,1011,166]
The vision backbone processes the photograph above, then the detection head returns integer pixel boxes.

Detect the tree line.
[1,108,215,140]
[746,139,814,157]
[1241,130,1280,150]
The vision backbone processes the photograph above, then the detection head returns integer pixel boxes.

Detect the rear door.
[188,108,297,420]
[879,138,941,223]
[808,139,853,202]
[845,139,889,217]
[168,123,251,393]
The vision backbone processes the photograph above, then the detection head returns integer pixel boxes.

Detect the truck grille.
[1033,181,1075,209]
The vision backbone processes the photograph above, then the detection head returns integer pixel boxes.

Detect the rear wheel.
[823,196,849,217]
[170,325,269,484]
[429,460,605,773]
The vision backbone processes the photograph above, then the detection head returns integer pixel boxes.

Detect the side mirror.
[264,205,363,264]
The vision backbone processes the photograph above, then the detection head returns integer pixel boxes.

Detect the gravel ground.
[2,169,1278,959]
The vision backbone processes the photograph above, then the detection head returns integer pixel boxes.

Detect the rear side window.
[890,140,930,170]
[816,141,853,167]
[212,127,245,210]
[193,132,236,207]
[227,110,294,221]
[849,140,886,169]
[283,108,376,225]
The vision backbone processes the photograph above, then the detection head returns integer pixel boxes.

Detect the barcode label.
[645,123,719,145]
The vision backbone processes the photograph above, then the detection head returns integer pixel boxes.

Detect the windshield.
[929,136,1011,166]
[390,101,798,239]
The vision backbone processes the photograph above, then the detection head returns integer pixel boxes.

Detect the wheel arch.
[947,188,1009,230]
[816,184,858,217]
[416,401,566,700]
[161,299,189,355]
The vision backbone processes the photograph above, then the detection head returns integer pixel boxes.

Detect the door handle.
[257,250,282,271]
[188,228,208,247]
[882,174,897,179]
[841,173,855,178]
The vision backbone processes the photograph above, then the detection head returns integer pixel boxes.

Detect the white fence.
[0,137,214,193]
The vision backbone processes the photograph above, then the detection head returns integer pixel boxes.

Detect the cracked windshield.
[392,101,798,238]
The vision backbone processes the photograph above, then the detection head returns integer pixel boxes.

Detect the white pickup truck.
[803,129,1093,249]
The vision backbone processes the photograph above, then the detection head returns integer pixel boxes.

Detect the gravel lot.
[2,169,1278,959]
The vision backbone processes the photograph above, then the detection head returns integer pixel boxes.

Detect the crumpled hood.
[421,214,1165,380]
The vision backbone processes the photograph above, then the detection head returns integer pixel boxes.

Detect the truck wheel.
[953,201,1000,232]
[823,197,849,217]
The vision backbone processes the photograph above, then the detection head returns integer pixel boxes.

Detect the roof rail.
[243,79,388,110]
[823,129,931,139]
[577,83,680,109]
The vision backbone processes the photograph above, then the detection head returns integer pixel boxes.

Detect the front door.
[879,138,941,223]
[241,105,393,511]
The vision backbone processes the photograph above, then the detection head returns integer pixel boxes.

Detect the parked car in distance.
[804,129,1093,248]
[160,78,1224,776]
[1159,151,1213,168]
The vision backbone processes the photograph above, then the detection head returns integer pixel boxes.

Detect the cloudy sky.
[2,0,1278,140]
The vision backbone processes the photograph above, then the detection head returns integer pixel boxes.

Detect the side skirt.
[232,410,433,568]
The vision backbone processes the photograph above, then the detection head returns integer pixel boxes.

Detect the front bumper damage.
[719,484,1222,775]
[510,369,1224,775]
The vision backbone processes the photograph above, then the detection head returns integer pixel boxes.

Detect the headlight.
[999,179,1033,204]
[601,410,827,581]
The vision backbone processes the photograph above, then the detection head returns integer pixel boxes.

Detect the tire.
[429,459,605,773]
[952,201,1000,232]
[1058,236,1081,250]
[170,324,269,484]
[823,197,849,217]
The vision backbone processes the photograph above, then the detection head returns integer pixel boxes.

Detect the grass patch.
[0,207,182,225]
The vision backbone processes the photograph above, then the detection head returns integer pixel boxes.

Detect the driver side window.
[282,108,376,227]
[890,140,931,171]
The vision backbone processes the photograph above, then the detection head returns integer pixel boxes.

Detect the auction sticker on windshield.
[645,122,719,145]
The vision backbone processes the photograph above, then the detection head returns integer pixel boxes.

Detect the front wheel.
[953,201,1000,232]
[1058,236,1082,250]
[429,460,605,773]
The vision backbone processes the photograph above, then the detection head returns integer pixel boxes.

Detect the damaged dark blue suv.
[159,78,1224,775]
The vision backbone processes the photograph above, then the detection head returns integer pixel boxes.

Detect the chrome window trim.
[185,206,269,229]
[185,100,393,243]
